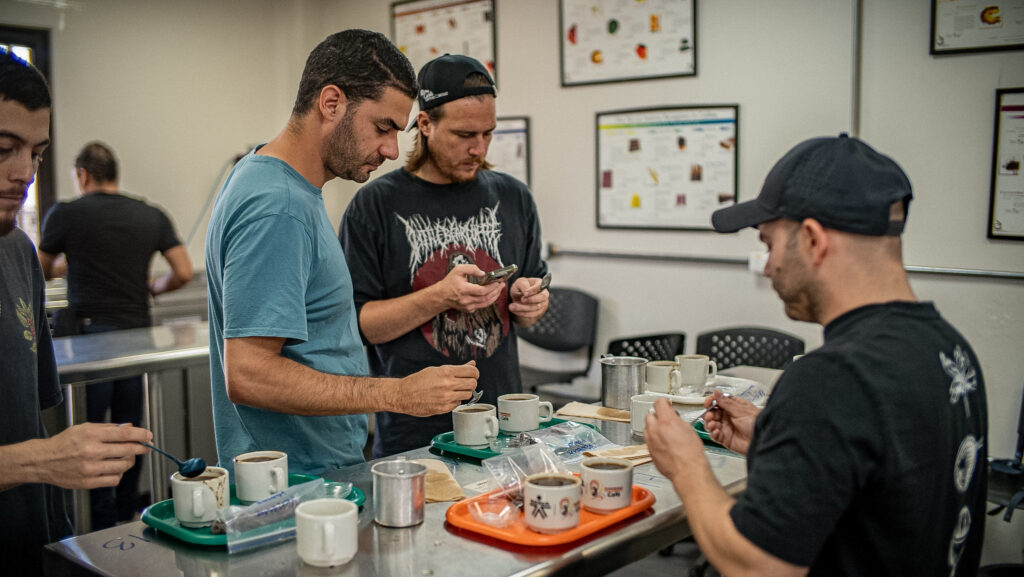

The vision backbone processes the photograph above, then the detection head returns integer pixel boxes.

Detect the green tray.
[693,421,726,449]
[141,473,364,546]
[430,417,599,460]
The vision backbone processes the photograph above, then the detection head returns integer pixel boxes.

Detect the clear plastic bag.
[524,421,616,464]
[482,443,570,505]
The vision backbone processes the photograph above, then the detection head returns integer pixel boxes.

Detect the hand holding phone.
[470,264,518,285]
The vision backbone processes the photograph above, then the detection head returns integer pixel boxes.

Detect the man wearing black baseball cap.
[645,134,987,576]
[340,54,550,458]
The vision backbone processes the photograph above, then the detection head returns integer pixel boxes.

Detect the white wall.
[4,0,1023,564]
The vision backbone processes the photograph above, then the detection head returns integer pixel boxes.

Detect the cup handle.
[323,522,335,556]
[270,467,285,492]
[485,416,499,438]
[538,401,554,422]
[192,488,203,517]
[708,360,718,380]
[669,368,681,394]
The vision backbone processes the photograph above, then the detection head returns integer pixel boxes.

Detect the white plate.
[645,375,768,407]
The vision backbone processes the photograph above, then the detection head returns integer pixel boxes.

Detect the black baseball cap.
[712,133,913,236]
[416,53,495,111]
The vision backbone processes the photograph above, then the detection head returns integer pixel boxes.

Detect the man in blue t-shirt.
[205,30,480,477]
[645,134,987,576]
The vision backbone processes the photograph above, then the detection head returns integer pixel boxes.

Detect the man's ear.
[800,218,830,266]
[318,85,347,121]
[416,110,432,138]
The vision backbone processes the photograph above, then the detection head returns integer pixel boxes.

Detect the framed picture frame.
[489,117,531,187]
[595,105,738,231]
[391,0,497,82]
[930,0,1024,55]
[988,87,1024,240]
[559,0,696,87]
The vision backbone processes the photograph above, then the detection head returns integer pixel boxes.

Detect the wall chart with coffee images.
[391,0,496,80]
[596,105,737,231]
[560,0,695,86]
[488,117,531,186]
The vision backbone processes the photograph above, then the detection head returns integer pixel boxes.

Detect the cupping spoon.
[466,389,484,406]
[139,441,207,478]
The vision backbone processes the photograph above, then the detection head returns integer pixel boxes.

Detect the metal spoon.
[138,441,206,478]
[695,393,732,425]
[466,389,484,406]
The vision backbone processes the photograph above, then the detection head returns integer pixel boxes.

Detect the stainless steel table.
[43,418,748,577]
[53,321,213,529]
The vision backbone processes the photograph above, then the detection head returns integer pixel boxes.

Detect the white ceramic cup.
[295,498,358,567]
[497,393,554,433]
[523,472,581,534]
[170,466,228,528]
[580,457,634,514]
[630,394,660,436]
[233,450,288,503]
[452,403,499,446]
[676,354,718,395]
[645,360,681,394]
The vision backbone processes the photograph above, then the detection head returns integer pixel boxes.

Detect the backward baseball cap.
[712,133,913,236]
[416,53,495,111]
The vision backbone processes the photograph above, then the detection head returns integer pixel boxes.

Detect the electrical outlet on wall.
[748,251,768,275]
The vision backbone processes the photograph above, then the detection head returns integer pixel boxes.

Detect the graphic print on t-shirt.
[398,204,510,359]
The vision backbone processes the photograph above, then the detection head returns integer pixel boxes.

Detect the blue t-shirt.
[205,148,369,476]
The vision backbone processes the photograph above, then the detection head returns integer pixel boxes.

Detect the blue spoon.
[139,441,206,478]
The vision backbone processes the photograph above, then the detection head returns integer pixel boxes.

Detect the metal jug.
[371,457,426,527]
[601,355,648,410]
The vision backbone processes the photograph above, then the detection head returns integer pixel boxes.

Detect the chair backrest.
[695,326,805,370]
[607,333,686,361]
[517,287,599,355]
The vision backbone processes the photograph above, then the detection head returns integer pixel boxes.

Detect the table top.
[44,417,750,577]
[53,320,209,383]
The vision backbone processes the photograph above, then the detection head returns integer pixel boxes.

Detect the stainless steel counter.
[43,418,748,577]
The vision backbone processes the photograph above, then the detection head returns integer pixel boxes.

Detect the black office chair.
[517,287,599,388]
[607,332,685,361]
[695,326,804,370]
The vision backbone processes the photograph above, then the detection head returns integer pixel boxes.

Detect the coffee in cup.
[581,457,634,513]
[452,403,499,447]
[234,450,288,503]
[645,360,680,394]
[170,466,228,528]
[497,393,553,433]
[523,472,581,534]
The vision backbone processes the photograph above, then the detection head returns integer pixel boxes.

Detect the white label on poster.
[992,91,1024,237]
[934,0,1024,51]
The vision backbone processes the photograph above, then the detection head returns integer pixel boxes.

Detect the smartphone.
[475,264,518,285]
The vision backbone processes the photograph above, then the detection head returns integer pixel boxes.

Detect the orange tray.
[445,484,655,547]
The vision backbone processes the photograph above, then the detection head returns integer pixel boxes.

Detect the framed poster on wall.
[391,0,497,80]
[596,105,738,231]
[989,87,1024,240]
[489,117,531,187]
[559,0,696,86]
[931,0,1024,55]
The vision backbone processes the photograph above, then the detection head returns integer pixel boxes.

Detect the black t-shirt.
[39,192,181,328]
[0,229,70,575]
[730,302,987,576]
[340,168,548,457]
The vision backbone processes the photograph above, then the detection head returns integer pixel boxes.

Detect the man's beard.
[325,107,385,183]
[0,212,16,237]
[425,146,481,184]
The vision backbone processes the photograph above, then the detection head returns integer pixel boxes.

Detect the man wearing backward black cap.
[340,54,550,457]
[645,134,987,576]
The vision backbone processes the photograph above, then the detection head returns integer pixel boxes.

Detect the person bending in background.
[205,30,479,478]
[0,49,152,575]
[37,141,192,528]
[644,134,987,576]
[339,54,549,458]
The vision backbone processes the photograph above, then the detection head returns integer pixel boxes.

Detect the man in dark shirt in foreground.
[645,134,987,576]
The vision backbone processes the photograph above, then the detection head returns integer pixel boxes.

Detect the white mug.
[497,393,553,433]
[630,394,660,436]
[675,354,718,395]
[295,498,358,567]
[580,457,634,514]
[233,450,288,503]
[523,473,581,534]
[645,360,681,394]
[170,466,228,528]
[452,403,499,446]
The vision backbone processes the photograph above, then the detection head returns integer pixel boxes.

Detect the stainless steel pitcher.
[601,355,648,410]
